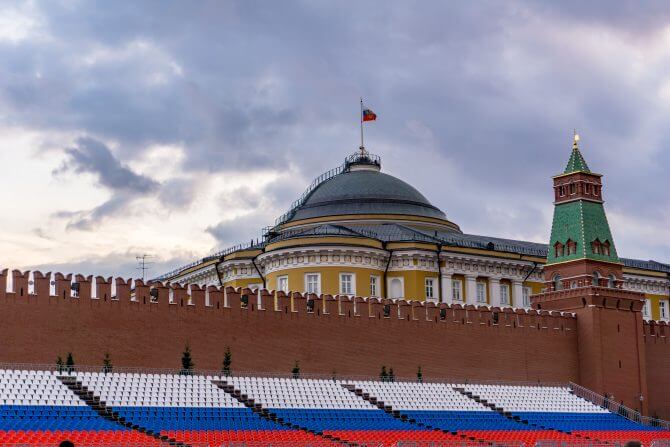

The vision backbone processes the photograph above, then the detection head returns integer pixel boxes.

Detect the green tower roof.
[547,139,619,266]
[564,141,591,173]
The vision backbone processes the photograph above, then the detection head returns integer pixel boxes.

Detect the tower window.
[558,185,566,197]
[608,274,616,288]
[566,239,577,255]
[591,239,602,255]
[554,242,564,257]
[602,240,611,256]
[594,185,600,196]
[569,183,576,195]
[585,183,592,194]
[592,271,601,287]
[553,274,562,291]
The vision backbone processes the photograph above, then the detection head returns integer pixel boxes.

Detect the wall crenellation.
[0,268,576,332]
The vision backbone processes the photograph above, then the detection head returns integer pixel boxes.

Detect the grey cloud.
[58,137,158,193]
[206,212,271,249]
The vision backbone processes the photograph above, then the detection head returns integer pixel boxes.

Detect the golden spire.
[573,129,580,149]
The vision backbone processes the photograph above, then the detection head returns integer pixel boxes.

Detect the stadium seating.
[224,376,467,445]
[0,367,668,446]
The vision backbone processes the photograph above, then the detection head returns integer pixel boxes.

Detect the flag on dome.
[362,107,377,122]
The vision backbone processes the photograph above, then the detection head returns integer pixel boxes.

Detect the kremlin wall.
[1,140,669,422]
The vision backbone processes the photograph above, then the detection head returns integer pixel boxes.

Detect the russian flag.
[362,108,377,122]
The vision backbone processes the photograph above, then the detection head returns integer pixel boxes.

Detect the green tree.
[389,368,395,383]
[180,344,195,375]
[379,366,388,382]
[66,352,75,373]
[417,366,423,383]
[102,352,113,373]
[292,360,300,379]
[222,347,232,377]
[55,356,64,374]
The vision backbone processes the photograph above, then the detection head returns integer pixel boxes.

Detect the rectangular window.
[642,299,650,318]
[476,282,487,303]
[425,278,436,300]
[339,273,354,295]
[522,287,531,308]
[370,276,379,297]
[305,273,321,295]
[559,185,565,197]
[660,300,668,321]
[451,279,462,301]
[277,276,289,293]
[570,183,576,195]
[499,284,509,305]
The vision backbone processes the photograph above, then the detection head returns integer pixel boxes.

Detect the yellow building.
[158,149,670,320]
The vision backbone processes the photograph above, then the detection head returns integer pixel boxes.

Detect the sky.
[1,0,669,279]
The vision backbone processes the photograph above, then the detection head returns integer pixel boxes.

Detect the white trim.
[425,277,437,301]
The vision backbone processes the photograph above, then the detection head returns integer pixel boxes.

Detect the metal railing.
[569,382,670,430]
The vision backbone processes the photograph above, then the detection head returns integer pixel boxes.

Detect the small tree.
[55,356,64,374]
[180,344,195,375]
[102,352,113,373]
[66,352,75,373]
[389,368,395,383]
[379,366,388,382]
[222,347,232,377]
[417,366,423,383]
[292,360,300,379]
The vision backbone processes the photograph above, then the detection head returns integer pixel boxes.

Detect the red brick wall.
[644,321,670,419]
[0,270,579,384]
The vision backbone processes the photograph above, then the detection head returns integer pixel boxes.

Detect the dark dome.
[288,167,447,222]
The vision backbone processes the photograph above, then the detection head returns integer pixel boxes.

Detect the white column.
[489,277,501,308]
[465,275,478,306]
[441,274,452,303]
[513,279,524,308]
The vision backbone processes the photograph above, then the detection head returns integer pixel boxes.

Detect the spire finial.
[573,129,580,149]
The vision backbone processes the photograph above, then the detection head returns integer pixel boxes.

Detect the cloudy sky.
[2,1,669,279]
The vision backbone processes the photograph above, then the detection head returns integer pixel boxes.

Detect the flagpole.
[360,97,364,153]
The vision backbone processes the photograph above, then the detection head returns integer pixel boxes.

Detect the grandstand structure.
[0,365,668,447]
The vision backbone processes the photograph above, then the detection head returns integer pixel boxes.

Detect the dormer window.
[591,239,602,255]
[554,242,564,257]
[566,239,577,255]
[602,240,611,256]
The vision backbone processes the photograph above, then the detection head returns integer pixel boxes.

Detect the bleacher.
[0,367,667,447]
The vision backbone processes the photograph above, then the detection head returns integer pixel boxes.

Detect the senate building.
[157,139,670,323]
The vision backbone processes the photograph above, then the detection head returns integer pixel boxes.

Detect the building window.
[425,278,436,301]
[569,183,576,195]
[277,275,289,293]
[660,300,668,321]
[522,286,531,307]
[585,183,592,194]
[370,276,379,297]
[592,239,602,255]
[339,273,354,295]
[642,299,651,318]
[305,273,321,295]
[594,185,600,196]
[476,282,487,303]
[558,185,566,196]
[602,240,611,256]
[451,279,462,301]
[499,284,510,305]
[566,239,577,255]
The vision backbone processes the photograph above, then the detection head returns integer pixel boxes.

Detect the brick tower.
[531,134,648,413]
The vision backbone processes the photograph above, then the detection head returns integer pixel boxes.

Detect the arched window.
[566,239,577,255]
[553,274,562,291]
[592,271,601,287]
[554,242,564,257]
[608,274,616,288]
